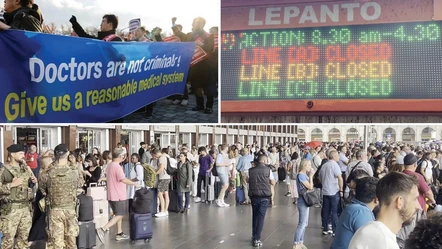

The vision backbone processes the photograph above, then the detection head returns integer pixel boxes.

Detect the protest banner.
[0,30,195,123]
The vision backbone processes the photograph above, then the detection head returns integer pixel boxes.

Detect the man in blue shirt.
[330,177,379,249]
[237,148,254,204]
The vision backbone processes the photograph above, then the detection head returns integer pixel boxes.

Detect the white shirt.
[349,221,399,249]
[422,160,433,181]
[268,169,275,181]
[127,163,144,199]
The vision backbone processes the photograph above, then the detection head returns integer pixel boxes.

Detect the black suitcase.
[132,188,153,214]
[130,213,153,244]
[77,194,94,222]
[77,221,96,249]
[278,167,286,182]
[168,189,181,213]
[151,188,158,216]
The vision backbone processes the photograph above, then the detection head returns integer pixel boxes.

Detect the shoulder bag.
[297,174,320,207]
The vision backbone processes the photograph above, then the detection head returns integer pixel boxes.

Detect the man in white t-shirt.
[349,172,421,249]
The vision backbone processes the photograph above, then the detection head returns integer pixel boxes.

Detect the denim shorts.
[218,172,229,186]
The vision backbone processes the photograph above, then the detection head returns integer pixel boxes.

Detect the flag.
[129,18,141,33]
[163,36,181,42]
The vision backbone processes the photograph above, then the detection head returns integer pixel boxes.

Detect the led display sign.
[221,21,442,112]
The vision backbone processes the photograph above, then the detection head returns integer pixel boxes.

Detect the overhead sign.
[221,0,435,31]
[221,20,442,113]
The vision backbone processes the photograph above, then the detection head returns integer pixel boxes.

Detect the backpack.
[47,166,78,209]
[165,157,177,175]
[212,163,219,176]
[140,163,156,188]
[313,165,322,189]
[132,188,153,214]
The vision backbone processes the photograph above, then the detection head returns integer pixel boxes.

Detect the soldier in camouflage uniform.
[0,144,37,249]
[39,144,83,249]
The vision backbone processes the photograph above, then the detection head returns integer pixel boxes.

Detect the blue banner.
[0,30,195,123]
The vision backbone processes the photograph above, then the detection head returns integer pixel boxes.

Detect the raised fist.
[69,15,77,24]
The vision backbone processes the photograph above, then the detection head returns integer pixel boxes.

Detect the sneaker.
[216,199,224,207]
[154,212,166,217]
[332,233,335,237]
[285,192,291,197]
[172,100,181,105]
[164,212,169,217]
[222,200,230,207]
[96,227,105,244]
[115,233,129,241]
[327,230,333,234]
[322,231,328,235]
[254,240,263,247]
[194,197,202,203]
[181,99,188,106]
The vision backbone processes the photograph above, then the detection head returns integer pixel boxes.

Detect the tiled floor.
[90,184,331,249]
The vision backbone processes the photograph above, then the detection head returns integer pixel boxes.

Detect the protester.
[172,17,215,114]
[69,14,122,41]
[0,0,43,31]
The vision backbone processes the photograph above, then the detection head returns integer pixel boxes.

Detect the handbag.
[297,174,320,207]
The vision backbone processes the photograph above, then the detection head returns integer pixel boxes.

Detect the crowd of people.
[1,140,442,249]
[0,0,219,121]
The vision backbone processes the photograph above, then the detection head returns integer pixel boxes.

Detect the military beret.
[7,144,25,153]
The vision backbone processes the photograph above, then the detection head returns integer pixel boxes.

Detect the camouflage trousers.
[46,209,79,249]
[0,207,31,249]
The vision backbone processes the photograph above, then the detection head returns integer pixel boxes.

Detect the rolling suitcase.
[77,194,94,222]
[151,188,158,216]
[278,167,286,182]
[77,221,96,248]
[87,183,107,201]
[236,186,246,204]
[168,188,181,213]
[130,213,153,244]
[202,172,215,204]
[93,200,109,228]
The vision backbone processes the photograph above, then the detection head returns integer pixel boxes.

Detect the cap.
[396,156,404,165]
[54,144,69,154]
[404,153,417,166]
[7,144,25,153]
